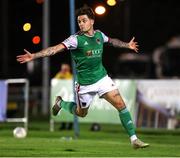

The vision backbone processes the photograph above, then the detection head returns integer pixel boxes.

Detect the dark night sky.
[1,0,180,85]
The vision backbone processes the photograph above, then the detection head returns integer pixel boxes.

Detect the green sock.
[60,100,76,114]
[119,107,136,137]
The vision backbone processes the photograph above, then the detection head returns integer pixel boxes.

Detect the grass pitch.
[0,121,180,157]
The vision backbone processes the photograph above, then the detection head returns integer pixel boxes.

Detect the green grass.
[0,122,180,157]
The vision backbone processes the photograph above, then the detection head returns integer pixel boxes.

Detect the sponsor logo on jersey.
[86,50,92,56]
[92,49,102,55]
[86,49,102,57]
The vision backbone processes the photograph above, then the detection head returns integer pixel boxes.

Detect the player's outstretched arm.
[108,37,139,53]
[16,43,66,64]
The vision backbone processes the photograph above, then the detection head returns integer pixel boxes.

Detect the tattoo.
[113,92,120,98]
[109,38,129,49]
[33,47,57,59]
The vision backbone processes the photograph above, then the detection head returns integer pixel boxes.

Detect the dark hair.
[76,5,95,20]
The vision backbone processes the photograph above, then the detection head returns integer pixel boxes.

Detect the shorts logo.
[81,102,87,107]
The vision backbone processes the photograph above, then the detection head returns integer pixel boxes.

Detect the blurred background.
[1,0,180,129]
[1,0,180,156]
[1,0,180,81]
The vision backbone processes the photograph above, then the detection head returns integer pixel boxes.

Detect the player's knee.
[77,111,88,118]
[80,112,88,117]
[116,101,126,109]
[75,106,88,117]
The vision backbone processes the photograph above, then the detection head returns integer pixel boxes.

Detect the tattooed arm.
[108,37,139,53]
[109,38,129,48]
[16,43,66,64]
[33,44,65,59]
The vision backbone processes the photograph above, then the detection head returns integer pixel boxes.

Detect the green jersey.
[62,30,109,85]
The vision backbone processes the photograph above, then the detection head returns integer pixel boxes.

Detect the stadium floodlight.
[32,35,41,44]
[23,23,31,32]
[107,0,117,6]
[95,5,106,15]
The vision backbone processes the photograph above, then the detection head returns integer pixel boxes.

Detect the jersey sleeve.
[100,31,109,43]
[62,35,78,50]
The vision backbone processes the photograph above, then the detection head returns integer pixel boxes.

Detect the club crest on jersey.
[96,38,101,44]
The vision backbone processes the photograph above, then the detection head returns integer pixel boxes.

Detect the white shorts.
[75,75,117,109]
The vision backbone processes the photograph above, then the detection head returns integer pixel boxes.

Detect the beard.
[80,25,92,33]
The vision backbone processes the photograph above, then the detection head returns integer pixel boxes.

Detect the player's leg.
[97,76,149,148]
[75,91,97,117]
[102,89,149,149]
[52,96,76,115]
[52,96,88,117]
[52,88,95,117]
[102,89,136,138]
[98,76,136,139]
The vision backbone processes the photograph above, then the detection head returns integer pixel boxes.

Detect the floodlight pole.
[123,0,130,40]
[2,0,8,77]
[69,0,79,138]
[42,0,50,115]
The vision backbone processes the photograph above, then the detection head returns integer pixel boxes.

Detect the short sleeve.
[62,35,78,50]
[101,32,109,43]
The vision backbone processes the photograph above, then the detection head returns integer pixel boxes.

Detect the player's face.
[61,64,70,74]
[77,15,94,32]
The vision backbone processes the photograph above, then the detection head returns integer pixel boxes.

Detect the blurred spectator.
[153,35,180,78]
[54,63,73,130]
[54,63,72,79]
